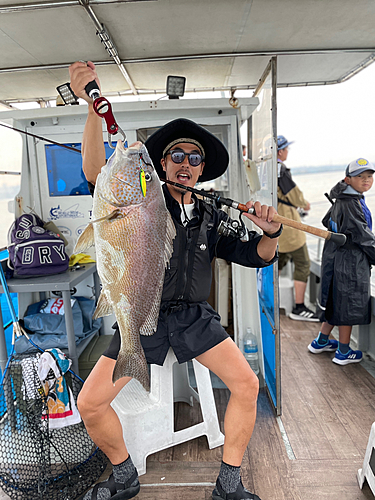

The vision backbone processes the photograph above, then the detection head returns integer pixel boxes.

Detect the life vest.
[161,204,213,303]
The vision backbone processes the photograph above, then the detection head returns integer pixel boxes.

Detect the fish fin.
[164,212,176,268]
[93,291,113,319]
[73,209,124,253]
[73,223,94,253]
[112,349,150,392]
[91,209,123,223]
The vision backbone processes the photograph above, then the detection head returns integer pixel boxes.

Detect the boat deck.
[135,315,375,500]
[1,315,375,500]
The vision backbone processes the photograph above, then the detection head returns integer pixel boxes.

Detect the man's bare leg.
[77,355,131,464]
[78,356,140,499]
[196,337,260,498]
[294,279,307,304]
[196,337,259,466]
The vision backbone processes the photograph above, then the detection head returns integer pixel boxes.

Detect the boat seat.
[279,261,294,315]
[279,276,294,315]
[111,347,225,476]
[358,421,375,495]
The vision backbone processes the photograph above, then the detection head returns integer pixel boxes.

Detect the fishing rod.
[164,179,347,246]
[0,122,82,154]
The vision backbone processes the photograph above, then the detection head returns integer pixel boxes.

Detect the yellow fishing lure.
[140,169,147,197]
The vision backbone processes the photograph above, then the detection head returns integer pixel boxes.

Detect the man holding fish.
[70,61,282,500]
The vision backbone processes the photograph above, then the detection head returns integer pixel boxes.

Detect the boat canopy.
[0,0,375,105]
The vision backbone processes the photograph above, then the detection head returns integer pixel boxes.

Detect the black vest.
[161,206,213,304]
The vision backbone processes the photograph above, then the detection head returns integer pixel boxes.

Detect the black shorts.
[102,301,229,365]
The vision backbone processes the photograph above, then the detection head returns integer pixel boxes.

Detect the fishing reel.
[217,213,249,242]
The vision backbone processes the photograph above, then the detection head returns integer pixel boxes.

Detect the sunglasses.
[166,150,204,167]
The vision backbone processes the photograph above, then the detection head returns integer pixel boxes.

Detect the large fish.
[74,141,176,391]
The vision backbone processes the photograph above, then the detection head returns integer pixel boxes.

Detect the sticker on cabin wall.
[49,204,84,221]
[58,226,72,237]
[76,225,87,237]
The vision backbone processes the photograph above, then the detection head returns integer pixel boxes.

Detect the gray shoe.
[212,478,261,499]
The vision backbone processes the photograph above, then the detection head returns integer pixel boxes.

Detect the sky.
[275,63,375,168]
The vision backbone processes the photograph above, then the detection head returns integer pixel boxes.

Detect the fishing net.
[0,350,108,500]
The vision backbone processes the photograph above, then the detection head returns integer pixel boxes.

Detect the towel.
[37,348,81,429]
[244,159,261,193]
[69,253,96,267]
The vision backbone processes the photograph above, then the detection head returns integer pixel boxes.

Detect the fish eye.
[144,172,152,182]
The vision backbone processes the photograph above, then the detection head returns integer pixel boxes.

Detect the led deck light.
[56,83,79,105]
[166,76,186,99]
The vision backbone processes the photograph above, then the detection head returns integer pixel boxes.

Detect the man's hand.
[242,201,281,236]
[69,61,100,104]
[304,201,311,211]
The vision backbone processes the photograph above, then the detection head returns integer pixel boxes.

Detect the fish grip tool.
[163,179,347,246]
[85,80,126,148]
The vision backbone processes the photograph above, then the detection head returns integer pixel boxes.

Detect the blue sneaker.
[332,349,363,365]
[308,338,338,354]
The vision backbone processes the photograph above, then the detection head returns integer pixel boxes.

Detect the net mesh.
[0,351,108,500]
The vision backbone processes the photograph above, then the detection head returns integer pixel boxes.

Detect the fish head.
[100,141,159,208]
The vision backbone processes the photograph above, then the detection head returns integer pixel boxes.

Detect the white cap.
[345,158,375,177]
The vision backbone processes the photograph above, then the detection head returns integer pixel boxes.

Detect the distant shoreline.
[291,164,344,175]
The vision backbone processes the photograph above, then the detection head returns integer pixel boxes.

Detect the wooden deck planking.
[291,459,374,499]
[279,315,375,499]
[281,316,375,452]
[246,391,301,500]
[134,315,375,499]
[296,484,373,500]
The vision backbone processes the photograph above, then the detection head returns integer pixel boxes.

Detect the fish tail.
[112,350,150,392]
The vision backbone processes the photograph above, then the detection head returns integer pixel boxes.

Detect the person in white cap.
[308,158,375,364]
[277,135,319,322]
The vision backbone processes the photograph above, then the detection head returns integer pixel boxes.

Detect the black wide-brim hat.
[144,118,229,183]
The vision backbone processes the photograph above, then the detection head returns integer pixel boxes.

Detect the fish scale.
[74,141,176,391]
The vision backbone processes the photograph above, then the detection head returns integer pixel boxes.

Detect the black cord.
[139,152,153,168]
[180,192,190,226]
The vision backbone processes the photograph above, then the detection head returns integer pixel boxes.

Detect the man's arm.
[256,233,280,262]
[286,184,310,211]
[69,61,106,185]
[81,106,106,184]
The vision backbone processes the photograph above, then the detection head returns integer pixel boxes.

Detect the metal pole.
[62,290,79,374]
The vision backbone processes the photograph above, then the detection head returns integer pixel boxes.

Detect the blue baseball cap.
[345,158,375,177]
[277,135,294,151]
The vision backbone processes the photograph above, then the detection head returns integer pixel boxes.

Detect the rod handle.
[85,80,100,101]
[272,213,328,238]
[272,213,346,245]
